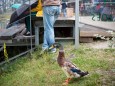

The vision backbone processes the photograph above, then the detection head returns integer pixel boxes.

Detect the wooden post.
[75,0,79,49]
[35,26,39,46]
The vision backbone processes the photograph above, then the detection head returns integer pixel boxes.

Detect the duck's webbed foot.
[62,78,72,85]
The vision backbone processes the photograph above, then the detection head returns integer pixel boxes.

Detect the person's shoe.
[50,48,56,53]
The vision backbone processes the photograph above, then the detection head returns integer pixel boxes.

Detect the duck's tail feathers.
[80,71,89,77]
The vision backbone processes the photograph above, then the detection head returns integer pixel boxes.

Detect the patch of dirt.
[86,41,110,49]
[96,69,115,86]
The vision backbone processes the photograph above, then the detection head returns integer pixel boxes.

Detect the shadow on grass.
[69,77,88,84]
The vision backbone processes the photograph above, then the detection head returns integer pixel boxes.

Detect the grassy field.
[0,43,115,86]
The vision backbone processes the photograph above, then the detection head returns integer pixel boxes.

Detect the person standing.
[25,0,43,34]
[41,0,61,53]
[61,2,67,17]
[80,2,84,16]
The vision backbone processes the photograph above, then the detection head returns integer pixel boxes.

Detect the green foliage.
[0,43,115,86]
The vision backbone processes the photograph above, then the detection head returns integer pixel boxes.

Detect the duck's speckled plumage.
[50,43,89,85]
[51,43,89,78]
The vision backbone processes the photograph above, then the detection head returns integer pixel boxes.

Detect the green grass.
[0,43,115,86]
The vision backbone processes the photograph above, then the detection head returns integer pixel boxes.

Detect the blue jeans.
[62,8,67,17]
[42,6,61,49]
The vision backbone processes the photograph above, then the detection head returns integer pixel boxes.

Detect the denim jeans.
[62,8,67,17]
[42,6,61,49]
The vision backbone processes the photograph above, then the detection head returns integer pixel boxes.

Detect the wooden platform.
[0,24,28,46]
[0,16,114,46]
[80,24,112,37]
[80,24,113,42]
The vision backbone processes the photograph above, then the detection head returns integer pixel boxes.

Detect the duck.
[49,43,89,85]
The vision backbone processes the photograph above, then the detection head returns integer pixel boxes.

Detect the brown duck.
[50,43,89,85]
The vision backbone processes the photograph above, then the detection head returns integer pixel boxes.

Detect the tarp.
[11,4,21,9]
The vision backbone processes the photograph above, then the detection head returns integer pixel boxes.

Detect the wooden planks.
[80,24,112,37]
[79,24,113,42]
[0,24,25,40]
[80,37,93,43]
[13,35,35,43]
[0,35,35,46]
[80,31,112,37]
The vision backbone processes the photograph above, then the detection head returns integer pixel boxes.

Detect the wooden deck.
[0,16,114,46]
[79,16,115,31]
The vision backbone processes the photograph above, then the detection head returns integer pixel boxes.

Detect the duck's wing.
[65,60,80,70]
[62,67,74,78]
[64,61,89,77]
[62,62,80,78]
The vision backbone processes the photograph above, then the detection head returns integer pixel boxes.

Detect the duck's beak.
[49,45,54,50]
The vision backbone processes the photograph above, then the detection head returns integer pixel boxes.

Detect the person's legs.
[51,6,61,52]
[25,15,30,32]
[25,12,36,34]
[42,6,55,50]
[54,6,61,22]
[63,8,67,17]
[42,6,61,51]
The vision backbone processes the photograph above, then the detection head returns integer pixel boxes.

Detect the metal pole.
[29,0,33,53]
[75,0,79,49]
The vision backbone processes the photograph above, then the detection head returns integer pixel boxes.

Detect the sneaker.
[50,48,56,53]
